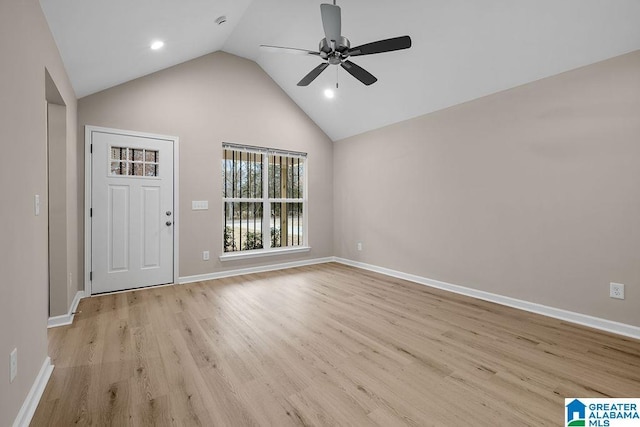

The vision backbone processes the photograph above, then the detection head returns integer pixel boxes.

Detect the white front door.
[90,130,175,294]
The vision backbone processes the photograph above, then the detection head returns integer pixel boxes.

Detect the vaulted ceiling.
[40,0,640,140]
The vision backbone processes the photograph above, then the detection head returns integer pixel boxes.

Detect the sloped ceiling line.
[40,0,640,140]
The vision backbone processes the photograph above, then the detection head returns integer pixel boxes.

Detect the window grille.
[110,147,159,177]
[222,143,306,253]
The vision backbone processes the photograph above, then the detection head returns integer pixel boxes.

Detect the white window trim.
[222,143,308,257]
[219,245,310,261]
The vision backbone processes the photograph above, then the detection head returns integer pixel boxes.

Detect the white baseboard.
[47,290,85,328]
[12,357,54,427]
[179,257,334,285]
[333,257,640,340]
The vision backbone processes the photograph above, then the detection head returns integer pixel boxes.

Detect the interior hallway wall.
[47,102,68,317]
[0,0,78,424]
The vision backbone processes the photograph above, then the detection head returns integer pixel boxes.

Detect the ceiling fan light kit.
[260,2,412,87]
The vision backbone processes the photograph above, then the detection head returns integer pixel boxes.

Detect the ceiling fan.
[260,1,412,87]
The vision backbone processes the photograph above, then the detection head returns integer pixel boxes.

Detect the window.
[110,146,159,177]
[222,143,306,255]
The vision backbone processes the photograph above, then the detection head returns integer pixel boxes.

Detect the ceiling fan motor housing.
[319,36,350,63]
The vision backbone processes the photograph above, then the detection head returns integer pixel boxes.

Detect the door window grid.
[110,146,159,177]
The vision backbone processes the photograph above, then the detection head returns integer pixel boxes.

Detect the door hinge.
[90,208,92,217]
[90,144,93,153]
[90,271,92,281]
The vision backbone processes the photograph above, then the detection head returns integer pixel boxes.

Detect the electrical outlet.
[357,242,363,251]
[10,348,17,383]
[203,251,210,261]
[610,283,625,300]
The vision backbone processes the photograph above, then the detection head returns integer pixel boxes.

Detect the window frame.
[220,143,309,261]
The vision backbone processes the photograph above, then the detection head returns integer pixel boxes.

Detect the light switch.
[192,200,208,210]
[34,195,40,216]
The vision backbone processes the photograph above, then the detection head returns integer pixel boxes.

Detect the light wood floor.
[32,263,640,426]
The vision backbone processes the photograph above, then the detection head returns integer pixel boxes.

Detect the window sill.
[219,246,311,261]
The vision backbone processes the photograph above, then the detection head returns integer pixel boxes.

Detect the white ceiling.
[41,0,640,141]
[40,0,253,97]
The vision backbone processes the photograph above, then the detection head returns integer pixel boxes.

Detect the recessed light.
[324,89,335,99]
[215,16,227,25]
[150,40,164,50]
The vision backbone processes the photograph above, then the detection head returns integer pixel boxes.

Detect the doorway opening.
[45,69,68,318]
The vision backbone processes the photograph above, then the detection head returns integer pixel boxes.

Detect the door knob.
[166,221,172,226]
[166,211,172,216]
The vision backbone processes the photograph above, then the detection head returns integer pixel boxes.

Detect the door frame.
[84,125,180,296]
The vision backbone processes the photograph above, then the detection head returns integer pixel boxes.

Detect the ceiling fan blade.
[259,45,321,56]
[297,63,330,86]
[320,3,341,44]
[347,35,412,57]
[341,60,377,86]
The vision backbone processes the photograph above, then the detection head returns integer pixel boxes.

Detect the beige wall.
[334,51,640,327]
[0,0,78,424]
[47,103,68,316]
[79,52,334,278]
